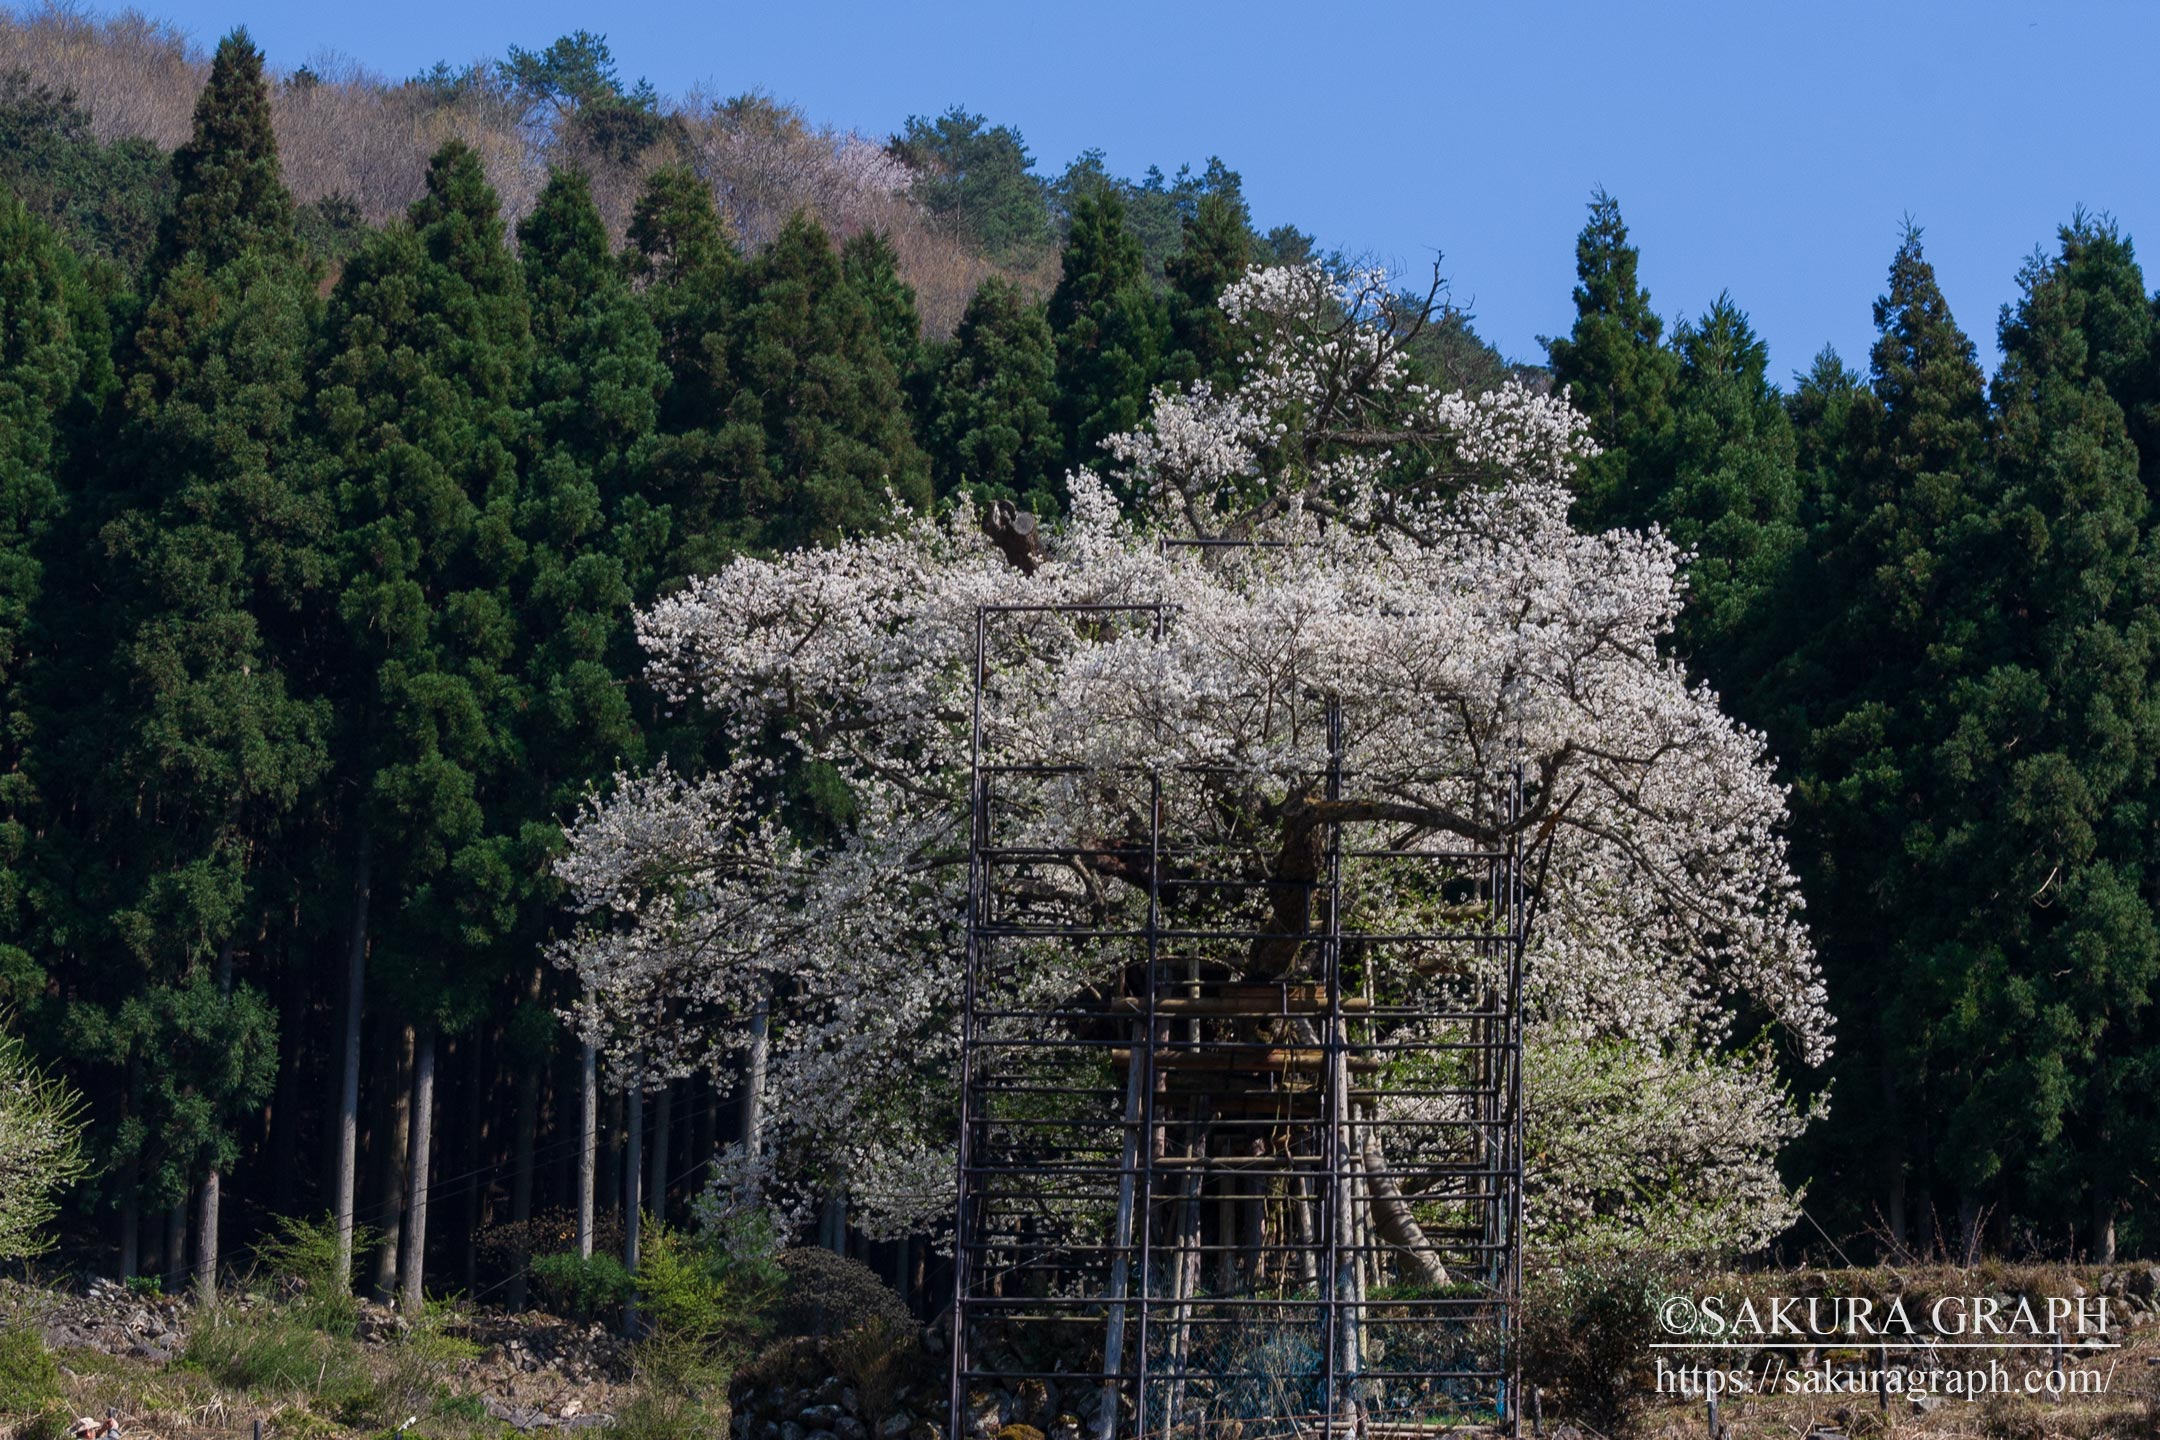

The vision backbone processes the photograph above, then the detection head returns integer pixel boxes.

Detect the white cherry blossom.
[556,265,1830,1252]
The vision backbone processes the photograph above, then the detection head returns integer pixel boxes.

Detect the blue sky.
[119,0,2159,380]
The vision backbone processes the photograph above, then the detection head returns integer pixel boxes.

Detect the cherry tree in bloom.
[556,264,1831,1256]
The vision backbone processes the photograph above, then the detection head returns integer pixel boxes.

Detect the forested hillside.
[3,3,2159,1318]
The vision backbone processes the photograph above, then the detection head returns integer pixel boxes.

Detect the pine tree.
[515,162,658,824]
[313,140,534,1300]
[1789,346,1868,519]
[510,165,661,1283]
[1741,345,1865,749]
[518,159,658,742]
[1783,228,1991,1254]
[1049,188,1166,480]
[153,31,299,277]
[841,228,924,396]
[0,71,173,275]
[1545,188,1678,529]
[1658,295,1802,676]
[65,31,324,1289]
[1923,218,2160,1256]
[924,276,1062,512]
[625,167,736,428]
[890,107,1051,261]
[1163,187,1252,386]
[2037,216,2157,495]
[624,166,741,587]
[714,212,930,552]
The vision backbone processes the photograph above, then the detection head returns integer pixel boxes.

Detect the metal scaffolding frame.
[948,601,1526,1440]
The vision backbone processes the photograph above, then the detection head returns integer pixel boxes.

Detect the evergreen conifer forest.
[4,9,2160,1439]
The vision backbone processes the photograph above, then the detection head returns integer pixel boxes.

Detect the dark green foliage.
[515,165,659,854]
[1256,223,1316,267]
[1656,295,1802,673]
[529,1249,634,1320]
[1916,217,2160,1225]
[712,212,931,551]
[1164,187,1252,386]
[501,29,635,115]
[62,970,278,1218]
[841,229,924,394]
[48,31,323,1222]
[633,203,927,561]
[891,107,1051,261]
[625,166,741,586]
[769,1247,913,1339]
[406,59,492,107]
[154,30,298,277]
[501,31,666,164]
[313,140,532,1021]
[0,70,171,275]
[1051,153,1246,281]
[1789,345,1867,513]
[296,192,370,267]
[1545,189,1679,529]
[0,190,100,1004]
[1773,230,2007,1249]
[2035,215,2159,494]
[924,276,1062,511]
[1397,298,1517,398]
[523,168,663,485]
[1049,188,1166,478]
[571,93,669,165]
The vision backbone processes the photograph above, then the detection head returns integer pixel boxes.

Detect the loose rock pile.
[460,1311,634,1431]
[27,1278,190,1363]
[957,1374,1100,1440]
[730,1332,949,1440]
[461,1310,633,1386]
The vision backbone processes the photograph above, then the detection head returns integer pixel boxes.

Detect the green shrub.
[475,1207,624,1290]
[254,1213,374,1336]
[0,1326,60,1414]
[0,1016,86,1260]
[771,1247,912,1339]
[637,1221,781,1356]
[1517,1253,1681,1440]
[529,1249,633,1322]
